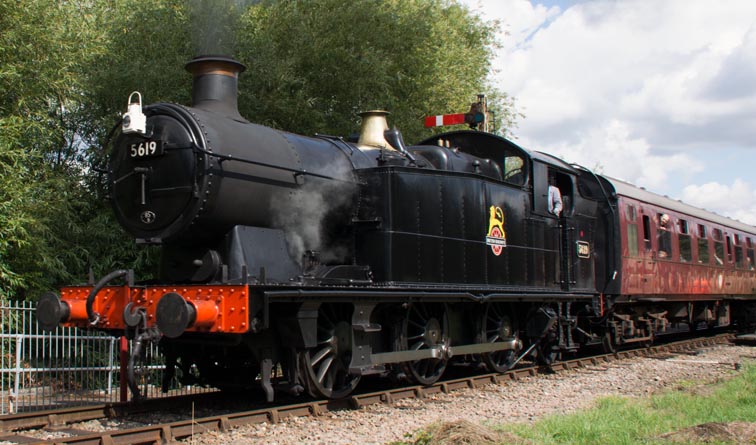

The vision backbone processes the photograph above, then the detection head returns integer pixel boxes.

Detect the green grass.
[498,364,756,445]
[394,364,756,445]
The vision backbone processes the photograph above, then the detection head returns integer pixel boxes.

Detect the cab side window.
[502,153,526,186]
[546,169,573,218]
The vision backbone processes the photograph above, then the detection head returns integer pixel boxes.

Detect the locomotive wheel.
[299,303,360,399]
[399,303,449,385]
[479,303,519,373]
[601,331,617,354]
[535,342,560,366]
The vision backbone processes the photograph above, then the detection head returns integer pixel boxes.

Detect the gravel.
[13,343,749,445]
[182,344,756,445]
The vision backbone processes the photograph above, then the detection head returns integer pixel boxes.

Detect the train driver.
[548,173,563,218]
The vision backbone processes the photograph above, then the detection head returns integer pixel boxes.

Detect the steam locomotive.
[37,56,756,401]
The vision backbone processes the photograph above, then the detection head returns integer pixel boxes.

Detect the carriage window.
[679,236,692,262]
[657,213,672,259]
[677,219,691,262]
[626,205,636,222]
[678,220,688,234]
[697,224,709,264]
[726,235,733,263]
[735,246,745,268]
[748,237,753,248]
[627,224,639,257]
[642,215,651,251]
[714,241,725,265]
[712,228,724,264]
[748,248,755,270]
[698,237,710,264]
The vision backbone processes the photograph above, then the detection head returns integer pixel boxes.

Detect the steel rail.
[0,391,222,433]
[0,334,735,445]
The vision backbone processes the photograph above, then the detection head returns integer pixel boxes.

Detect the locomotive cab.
[352,130,598,292]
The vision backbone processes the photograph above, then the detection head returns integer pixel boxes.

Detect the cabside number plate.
[129,140,164,158]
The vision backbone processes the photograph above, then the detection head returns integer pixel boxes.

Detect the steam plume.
[271,162,356,265]
[188,0,259,56]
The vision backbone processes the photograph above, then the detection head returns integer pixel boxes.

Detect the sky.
[460,0,756,226]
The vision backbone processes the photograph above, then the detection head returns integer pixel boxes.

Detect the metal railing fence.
[1,299,207,415]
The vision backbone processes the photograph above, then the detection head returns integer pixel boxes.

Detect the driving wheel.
[300,303,361,399]
[480,303,519,373]
[398,303,449,385]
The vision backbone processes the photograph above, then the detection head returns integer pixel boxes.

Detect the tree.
[0,0,92,299]
[0,0,518,300]
[79,0,248,139]
[0,0,158,300]
[236,0,517,142]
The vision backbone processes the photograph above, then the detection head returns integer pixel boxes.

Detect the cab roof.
[417,130,577,173]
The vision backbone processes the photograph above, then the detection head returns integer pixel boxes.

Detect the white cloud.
[461,0,756,228]
[523,119,703,189]
[461,0,560,54]
[501,0,756,142]
[682,179,756,225]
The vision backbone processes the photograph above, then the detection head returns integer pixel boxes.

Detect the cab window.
[503,155,525,185]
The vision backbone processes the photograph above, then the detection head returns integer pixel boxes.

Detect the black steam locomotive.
[38,56,756,401]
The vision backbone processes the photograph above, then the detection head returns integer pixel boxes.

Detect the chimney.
[185,55,246,121]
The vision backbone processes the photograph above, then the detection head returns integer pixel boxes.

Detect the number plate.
[129,140,164,158]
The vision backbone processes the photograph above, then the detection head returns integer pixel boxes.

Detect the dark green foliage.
[0,0,100,299]
[0,0,516,301]
[237,0,517,142]
[0,0,159,300]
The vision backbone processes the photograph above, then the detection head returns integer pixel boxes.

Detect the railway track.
[0,333,737,445]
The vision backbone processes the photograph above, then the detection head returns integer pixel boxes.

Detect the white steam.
[270,162,356,265]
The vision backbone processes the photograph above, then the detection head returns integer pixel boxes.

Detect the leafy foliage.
[77,0,192,151]
[0,0,95,298]
[0,0,158,300]
[237,0,517,142]
[0,0,517,301]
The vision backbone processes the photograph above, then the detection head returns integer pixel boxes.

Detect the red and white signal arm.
[424,113,467,128]
[424,112,485,128]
